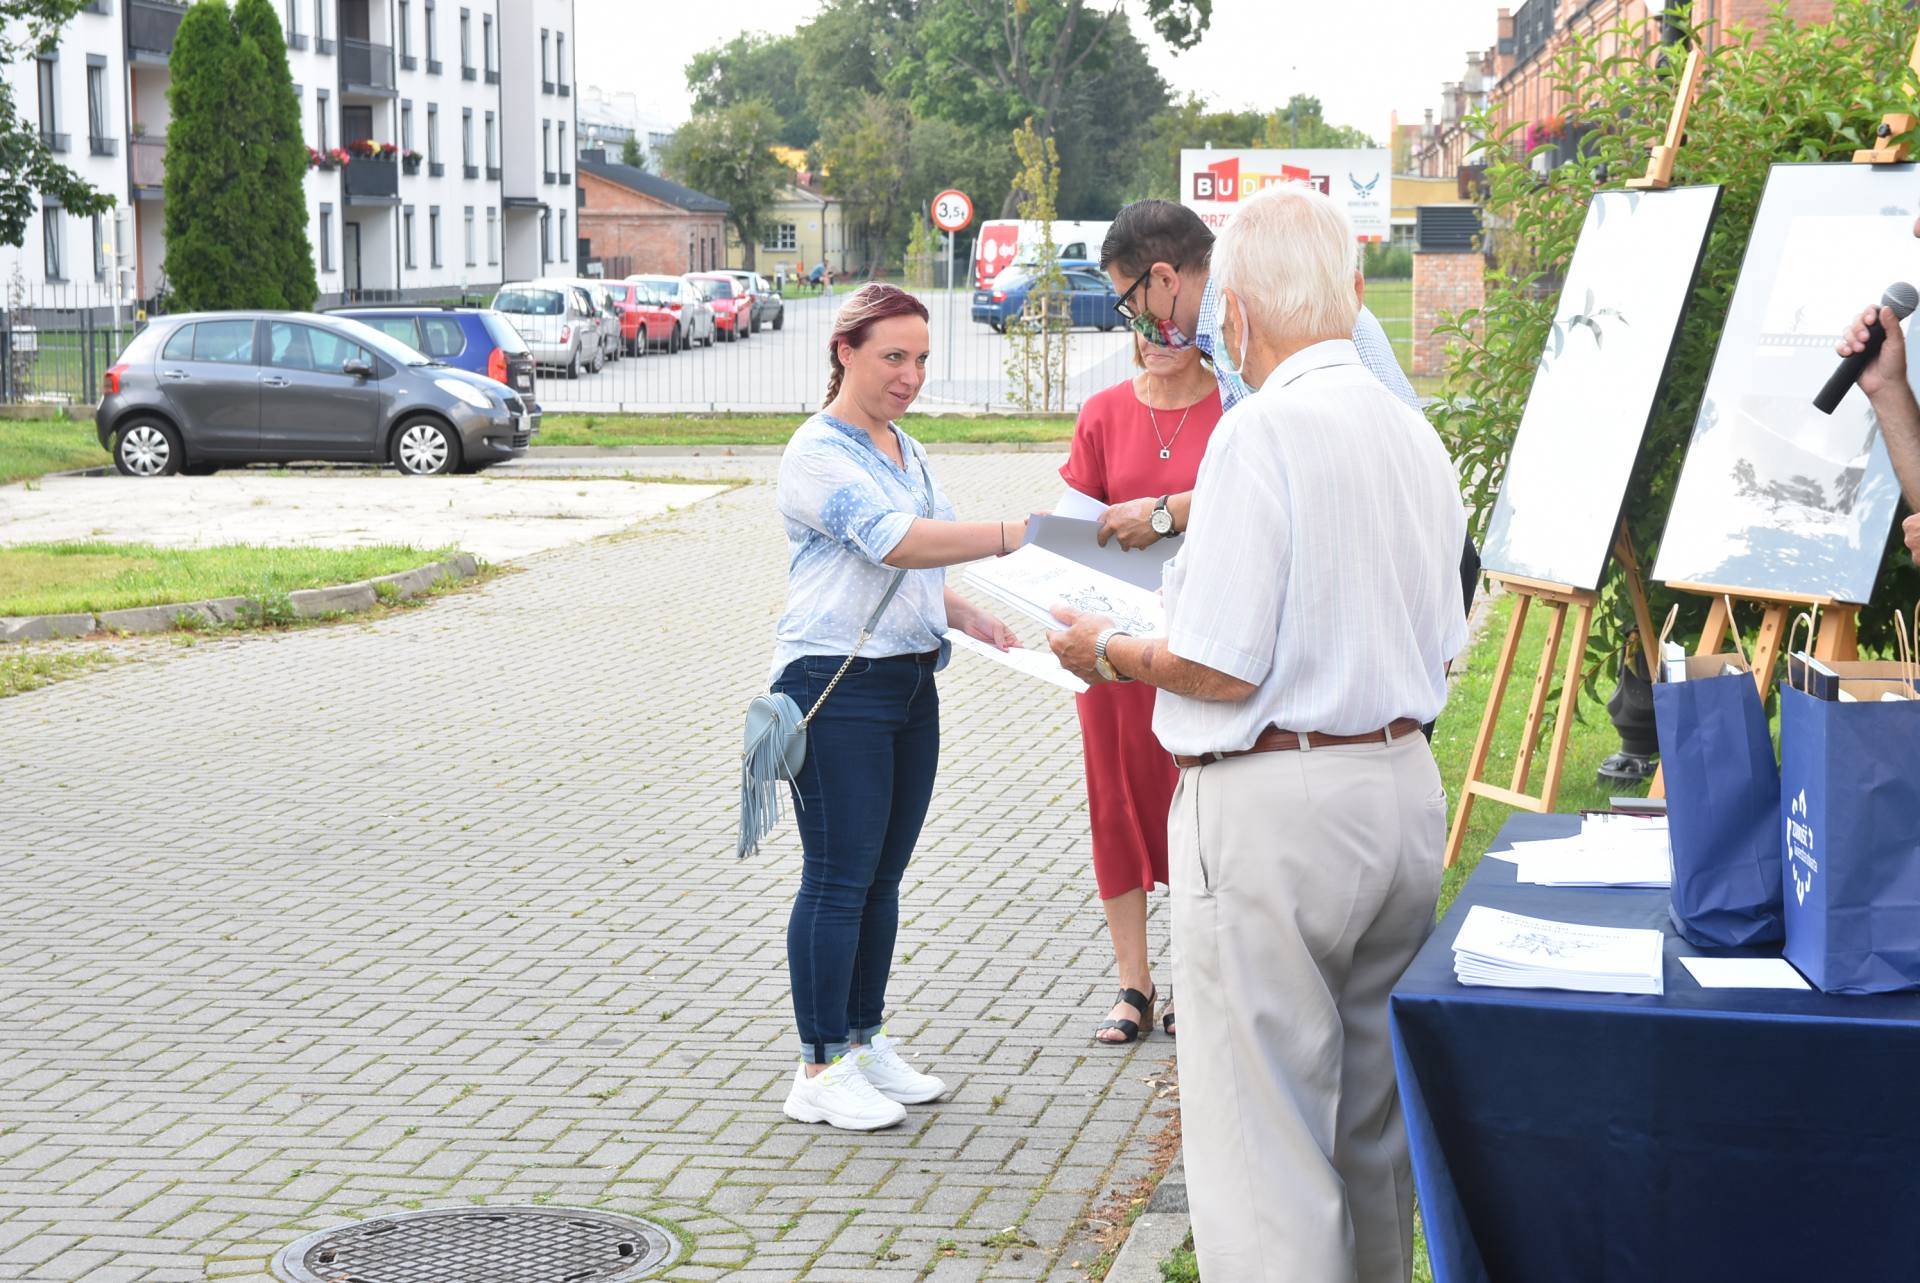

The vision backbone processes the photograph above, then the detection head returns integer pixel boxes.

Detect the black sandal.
[1094,986,1156,1045]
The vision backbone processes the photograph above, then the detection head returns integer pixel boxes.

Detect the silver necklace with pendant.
[1146,393,1193,461]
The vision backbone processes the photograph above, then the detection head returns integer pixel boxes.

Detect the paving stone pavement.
[0,451,1182,1283]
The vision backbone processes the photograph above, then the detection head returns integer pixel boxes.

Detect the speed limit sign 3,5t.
[932,190,973,233]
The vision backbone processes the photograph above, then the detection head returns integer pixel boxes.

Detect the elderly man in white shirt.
[1050,182,1468,1283]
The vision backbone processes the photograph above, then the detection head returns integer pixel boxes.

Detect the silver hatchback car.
[96,311,540,476]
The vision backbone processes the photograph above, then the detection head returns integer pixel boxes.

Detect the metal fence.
[0,279,1418,415]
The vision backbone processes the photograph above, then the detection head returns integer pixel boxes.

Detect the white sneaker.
[855,1033,947,1104]
[782,1059,906,1131]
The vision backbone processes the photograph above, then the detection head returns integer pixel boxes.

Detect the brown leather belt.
[1173,718,1424,769]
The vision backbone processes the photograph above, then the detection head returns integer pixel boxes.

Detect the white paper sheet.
[1452,905,1665,995]
[944,629,1088,694]
[1507,829,1673,888]
[1678,956,1812,990]
[1053,486,1109,522]
[965,544,1166,637]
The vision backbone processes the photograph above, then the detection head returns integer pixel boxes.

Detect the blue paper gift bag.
[1652,656,1784,948]
[1781,684,1920,993]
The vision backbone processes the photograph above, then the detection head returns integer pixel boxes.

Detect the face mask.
[1215,294,1253,387]
[1129,310,1195,351]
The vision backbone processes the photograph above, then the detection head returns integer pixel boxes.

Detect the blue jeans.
[773,651,941,1063]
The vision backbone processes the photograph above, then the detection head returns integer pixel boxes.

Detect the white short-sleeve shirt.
[1151,340,1469,755]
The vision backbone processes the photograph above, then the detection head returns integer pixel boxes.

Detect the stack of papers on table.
[1504,821,1673,888]
[965,544,1165,637]
[1452,905,1666,995]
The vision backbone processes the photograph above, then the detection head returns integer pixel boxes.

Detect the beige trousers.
[1169,732,1446,1283]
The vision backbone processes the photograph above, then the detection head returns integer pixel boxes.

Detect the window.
[401,101,413,151]
[91,212,106,281]
[484,111,495,168]
[403,205,416,268]
[486,206,497,265]
[482,13,493,75]
[459,8,471,73]
[269,321,369,374]
[462,108,472,169]
[86,61,108,149]
[555,32,565,89]
[558,211,568,262]
[421,315,466,357]
[556,122,566,174]
[540,210,551,266]
[35,55,56,142]
[427,104,439,161]
[424,0,437,63]
[362,316,420,346]
[313,0,325,45]
[398,0,409,55]
[161,325,195,362]
[541,121,551,179]
[42,203,63,280]
[540,29,550,88]
[464,206,475,266]
[763,223,797,252]
[319,204,334,272]
[317,89,330,150]
[429,206,442,267]
[196,319,256,364]
[285,0,298,38]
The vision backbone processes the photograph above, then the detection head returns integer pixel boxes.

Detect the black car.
[97,311,540,476]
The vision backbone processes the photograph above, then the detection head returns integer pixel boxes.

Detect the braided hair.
[824,283,932,408]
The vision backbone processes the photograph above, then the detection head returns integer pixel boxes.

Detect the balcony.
[461,64,475,81]
[543,169,555,185]
[426,57,442,74]
[541,79,554,94]
[556,169,570,185]
[485,164,500,181]
[83,0,111,12]
[126,0,185,63]
[342,38,396,94]
[484,69,498,84]
[428,160,444,177]
[317,36,334,54]
[39,129,69,153]
[288,31,307,49]
[557,83,569,98]
[344,154,399,201]
[130,136,165,195]
[463,163,478,179]
[89,134,117,156]
[400,52,416,69]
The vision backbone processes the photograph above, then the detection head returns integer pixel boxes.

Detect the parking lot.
[534,290,1140,414]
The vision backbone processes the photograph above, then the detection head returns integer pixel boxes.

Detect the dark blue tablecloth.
[1390,812,1920,1283]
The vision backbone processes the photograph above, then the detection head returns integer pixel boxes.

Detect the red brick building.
[577,156,730,278]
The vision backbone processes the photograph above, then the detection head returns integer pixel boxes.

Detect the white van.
[972,219,1112,288]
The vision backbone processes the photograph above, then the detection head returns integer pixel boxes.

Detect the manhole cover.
[271,1206,678,1283]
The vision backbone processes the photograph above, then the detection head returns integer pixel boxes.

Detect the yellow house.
[726,183,854,279]
[1391,174,1470,246]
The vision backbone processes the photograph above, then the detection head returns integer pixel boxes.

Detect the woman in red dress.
[1060,332,1223,1044]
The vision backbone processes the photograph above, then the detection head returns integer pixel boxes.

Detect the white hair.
[1210,182,1359,343]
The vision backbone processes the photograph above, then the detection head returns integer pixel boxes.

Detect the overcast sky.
[586,0,1499,142]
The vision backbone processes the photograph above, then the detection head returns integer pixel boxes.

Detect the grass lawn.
[1155,592,1637,1283]
[0,542,461,617]
[1,416,110,484]
[536,412,1078,448]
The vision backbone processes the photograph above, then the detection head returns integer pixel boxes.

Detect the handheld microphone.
[1814,281,1919,414]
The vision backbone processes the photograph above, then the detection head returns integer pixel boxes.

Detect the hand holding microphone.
[1818,282,1919,413]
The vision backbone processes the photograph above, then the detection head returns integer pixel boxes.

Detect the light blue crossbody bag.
[737,448,933,858]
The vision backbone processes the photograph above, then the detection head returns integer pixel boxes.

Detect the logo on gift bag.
[1786,788,1817,906]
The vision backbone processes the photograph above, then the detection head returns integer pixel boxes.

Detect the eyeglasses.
[1113,262,1179,323]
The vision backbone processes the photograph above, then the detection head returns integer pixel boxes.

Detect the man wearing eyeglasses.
[1098,198,1482,677]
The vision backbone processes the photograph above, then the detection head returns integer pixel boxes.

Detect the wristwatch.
[1094,628,1133,683]
[1150,495,1179,537]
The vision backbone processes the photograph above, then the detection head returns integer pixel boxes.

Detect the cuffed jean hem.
[801,1038,854,1064]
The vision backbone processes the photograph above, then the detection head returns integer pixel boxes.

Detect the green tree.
[1431,0,1920,676]
[896,0,1213,216]
[164,1,261,308]
[1050,15,1169,218]
[1259,94,1377,150]
[232,0,315,309]
[0,0,115,249]
[796,0,921,131]
[662,101,789,270]
[619,134,645,169]
[821,94,912,272]
[1003,119,1070,410]
[1125,94,1265,202]
[686,32,816,151]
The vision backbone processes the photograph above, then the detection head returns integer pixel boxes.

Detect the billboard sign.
[1180,148,1391,242]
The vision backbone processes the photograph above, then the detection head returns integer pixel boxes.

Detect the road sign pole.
[945,231,955,383]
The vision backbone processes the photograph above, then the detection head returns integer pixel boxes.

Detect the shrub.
[1430,0,1920,680]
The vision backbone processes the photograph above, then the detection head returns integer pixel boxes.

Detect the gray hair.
[1211,183,1359,343]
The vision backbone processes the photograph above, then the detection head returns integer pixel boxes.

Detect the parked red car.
[689,273,753,342]
[602,281,681,355]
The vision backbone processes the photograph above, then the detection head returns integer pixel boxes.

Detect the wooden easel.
[1850,29,1920,163]
[1443,53,1702,867]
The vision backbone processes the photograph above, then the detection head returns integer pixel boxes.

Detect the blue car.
[970,259,1122,332]
[328,306,538,401]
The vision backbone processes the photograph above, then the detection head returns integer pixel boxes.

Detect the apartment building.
[0,0,577,305]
